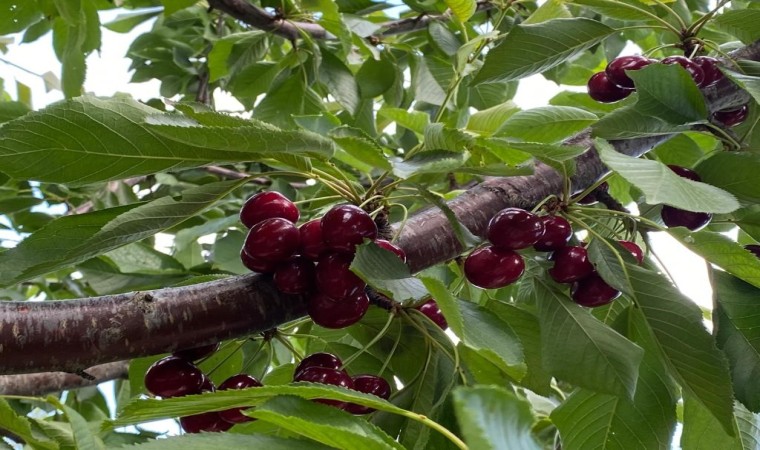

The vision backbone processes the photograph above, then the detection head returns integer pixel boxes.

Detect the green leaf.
[420,277,465,334]
[54,19,87,98]
[444,0,476,21]
[586,239,636,296]
[596,138,739,213]
[410,54,448,106]
[0,2,42,35]
[721,70,760,105]
[453,386,540,450]
[627,265,736,434]
[568,0,660,22]
[127,433,334,450]
[356,57,396,98]
[378,108,430,134]
[391,150,470,179]
[497,106,597,143]
[161,0,198,16]
[466,101,520,136]
[534,279,643,398]
[424,123,473,151]
[713,10,760,44]
[714,271,760,412]
[523,0,572,24]
[103,10,161,33]
[0,398,58,450]
[48,398,105,450]
[319,50,360,115]
[329,126,392,171]
[593,106,691,139]
[627,64,707,124]
[474,18,614,83]
[681,397,759,449]
[696,152,760,204]
[0,101,30,124]
[351,241,428,303]
[0,179,246,286]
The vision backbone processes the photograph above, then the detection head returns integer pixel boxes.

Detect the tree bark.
[0,361,129,396]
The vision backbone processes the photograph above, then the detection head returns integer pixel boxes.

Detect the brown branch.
[0,361,129,396]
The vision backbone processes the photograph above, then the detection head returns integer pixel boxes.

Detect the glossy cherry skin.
[321,204,378,254]
[344,374,392,415]
[199,373,215,393]
[661,206,712,231]
[173,342,220,362]
[299,219,327,260]
[618,240,644,265]
[487,208,546,250]
[180,412,233,433]
[713,104,749,127]
[745,245,760,258]
[464,246,525,289]
[606,55,654,88]
[661,56,705,86]
[375,239,407,263]
[587,72,633,103]
[667,164,701,181]
[315,252,366,300]
[294,352,345,380]
[549,246,594,284]
[533,216,573,252]
[693,56,724,87]
[274,256,316,294]
[416,299,448,329]
[218,374,263,424]
[144,356,204,398]
[571,273,621,307]
[240,248,278,273]
[243,218,300,262]
[240,191,299,228]
[294,366,355,408]
[308,291,370,329]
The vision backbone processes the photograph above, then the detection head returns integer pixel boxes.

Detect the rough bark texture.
[0,361,128,396]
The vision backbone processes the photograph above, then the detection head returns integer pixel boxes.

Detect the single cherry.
[487,208,546,250]
[274,256,316,294]
[144,356,204,398]
[548,246,594,284]
[606,55,654,88]
[693,56,724,87]
[243,217,300,262]
[464,245,525,289]
[713,104,749,127]
[587,72,633,103]
[240,191,299,228]
[533,216,573,251]
[294,366,355,408]
[180,412,233,433]
[321,204,378,254]
[308,291,370,329]
[299,219,327,260]
[618,240,644,265]
[295,352,345,380]
[661,56,705,86]
[218,374,263,424]
[344,374,392,415]
[315,252,366,300]
[571,273,621,307]
[416,299,448,330]
[661,206,712,231]
[375,239,407,263]
[173,342,220,362]
[240,248,278,273]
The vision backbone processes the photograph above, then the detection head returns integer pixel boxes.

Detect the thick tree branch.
[0,361,129,396]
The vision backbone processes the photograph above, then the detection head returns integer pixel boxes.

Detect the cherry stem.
[686,0,731,37]
[206,339,249,377]
[378,326,403,377]
[389,202,410,243]
[293,195,344,205]
[650,0,687,31]
[341,311,396,368]
[273,332,303,360]
[239,338,267,375]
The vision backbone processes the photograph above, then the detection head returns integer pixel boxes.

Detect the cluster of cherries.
[143,343,263,433]
[588,54,749,127]
[239,191,405,329]
[293,352,391,414]
[660,165,712,231]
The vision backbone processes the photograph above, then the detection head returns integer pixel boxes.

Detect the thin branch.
[0,361,129,396]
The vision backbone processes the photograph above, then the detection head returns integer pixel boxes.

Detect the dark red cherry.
[713,104,749,127]
[299,219,327,260]
[240,191,299,228]
[173,342,220,362]
[180,412,233,433]
[533,216,573,251]
[294,366,355,408]
[693,56,724,87]
[587,72,633,103]
[375,239,407,263]
[243,217,300,262]
[274,256,316,294]
[571,273,621,307]
[667,164,701,181]
[464,245,525,289]
[344,374,392,415]
[745,244,760,258]
[549,246,594,284]
[606,55,654,88]
[661,56,705,86]
[308,291,370,329]
[487,208,546,250]
[294,352,345,380]
[144,356,204,398]
[618,240,644,264]
[321,204,378,254]
[315,252,366,300]
[218,374,262,424]
[240,248,278,273]
[661,206,712,231]
[416,299,448,330]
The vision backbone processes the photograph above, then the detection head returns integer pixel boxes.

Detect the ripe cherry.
[240,248,278,273]
[308,291,370,329]
[464,245,525,289]
[618,240,644,264]
[321,204,378,254]
[315,252,366,300]
[344,374,392,415]
[180,412,233,433]
[487,208,546,250]
[218,374,263,424]
[295,352,345,380]
[606,55,654,88]
[243,217,300,262]
[661,206,712,231]
[294,366,355,408]
[549,246,594,284]
[587,72,633,103]
[662,56,705,86]
[693,56,724,87]
[571,273,621,307]
[299,219,327,260]
[173,342,220,362]
[144,356,204,398]
[713,104,749,127]
[416,299,448,330]
[375,239,407,263]
[533,216,573,252]
[274,256,316,294]
[240,191,299,228]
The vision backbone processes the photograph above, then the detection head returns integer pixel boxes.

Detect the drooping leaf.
[696,152,760,204]
[127,433,334,450]
[713,10,760,44]
[681,397,760,449]
[0,398,58,450]
[627,64,708,124]
[391,150,470,179]
[593,106,690,139]
[444,0,476,21]
[497,106,597,143]
[351,241,428,303]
